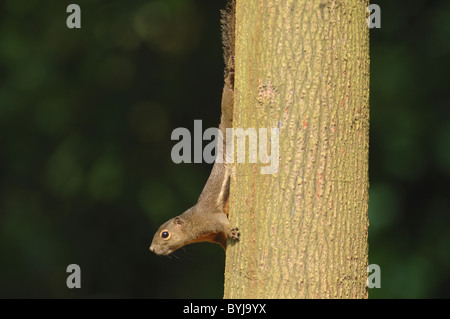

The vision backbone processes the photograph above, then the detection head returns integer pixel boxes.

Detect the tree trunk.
[224,0,370,299]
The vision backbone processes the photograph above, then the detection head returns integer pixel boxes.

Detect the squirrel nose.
[149,245,155,253]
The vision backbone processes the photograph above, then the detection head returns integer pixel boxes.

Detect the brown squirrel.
[149,0,239,255]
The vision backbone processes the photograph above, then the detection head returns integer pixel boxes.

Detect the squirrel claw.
[230,227,240,241]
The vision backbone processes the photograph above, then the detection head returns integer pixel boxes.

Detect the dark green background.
[0,0,449,298]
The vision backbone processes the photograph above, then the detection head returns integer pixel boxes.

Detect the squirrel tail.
[221,0,235,87]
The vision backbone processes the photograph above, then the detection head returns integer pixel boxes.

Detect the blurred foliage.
[0,0,449,298]
[0,0,227,298]
[369,0,450,298]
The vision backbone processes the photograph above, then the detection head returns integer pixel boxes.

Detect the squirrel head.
[149,213,191,255]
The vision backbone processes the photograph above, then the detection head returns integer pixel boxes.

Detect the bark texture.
[224,0,370,299]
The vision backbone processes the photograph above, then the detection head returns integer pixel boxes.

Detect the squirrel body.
[150,0,238,255]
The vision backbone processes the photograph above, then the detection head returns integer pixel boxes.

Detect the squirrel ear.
[174,217,183,229]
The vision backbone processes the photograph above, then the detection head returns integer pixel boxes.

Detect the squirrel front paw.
[230,227,240,241]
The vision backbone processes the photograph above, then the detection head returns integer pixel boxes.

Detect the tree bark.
[224,0,370,299]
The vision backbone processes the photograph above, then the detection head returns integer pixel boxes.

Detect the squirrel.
[149,0,239,255]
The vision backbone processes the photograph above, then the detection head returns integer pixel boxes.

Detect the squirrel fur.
[150,0,238,255]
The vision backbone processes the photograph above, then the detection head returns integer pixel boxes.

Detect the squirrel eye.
[160,230,171,240]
